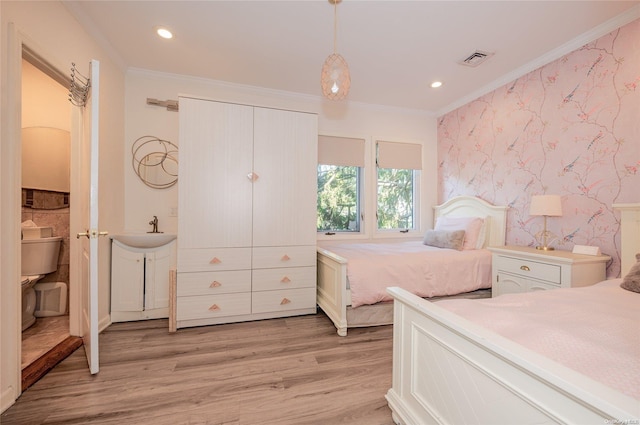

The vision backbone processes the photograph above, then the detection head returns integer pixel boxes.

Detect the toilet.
[21,232,62,331]
[21,276,37,331]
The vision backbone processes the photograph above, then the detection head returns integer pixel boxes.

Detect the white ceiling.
[63,1,640,114]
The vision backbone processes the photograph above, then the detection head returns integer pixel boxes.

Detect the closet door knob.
[247,172,259,182]
[210,281,222,288]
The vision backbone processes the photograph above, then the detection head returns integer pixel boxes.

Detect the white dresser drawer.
[177,270,251,296]
[497,255,561,284]
[252,266,316,291]
[178,247,251,272]
[252,245,316,269]
[251,287,316,314]
[177,293,251,321]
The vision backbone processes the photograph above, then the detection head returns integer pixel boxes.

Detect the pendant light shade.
[321,0,350,100]
[321,53,351,100]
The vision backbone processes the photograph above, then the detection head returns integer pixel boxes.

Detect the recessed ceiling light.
[431,81,443,88]
[156,27,173,39]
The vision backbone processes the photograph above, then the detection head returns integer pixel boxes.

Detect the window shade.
[318,135,365,167]
[376,141,422,170]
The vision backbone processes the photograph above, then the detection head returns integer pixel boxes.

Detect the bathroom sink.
[111,233,176,249]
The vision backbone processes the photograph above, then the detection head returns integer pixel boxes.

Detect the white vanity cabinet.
[176,97,317,329]
[489,246,610,297]
[110,239,177,322]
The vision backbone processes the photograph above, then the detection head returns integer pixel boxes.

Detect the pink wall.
[438,19,639,277]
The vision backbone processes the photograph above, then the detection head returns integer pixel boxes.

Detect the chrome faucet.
[148,216,160,233]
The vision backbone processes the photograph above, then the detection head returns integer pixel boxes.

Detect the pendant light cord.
[333,0,338,54]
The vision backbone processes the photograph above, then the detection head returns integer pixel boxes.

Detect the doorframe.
[1,23,82,410]
[0,22,24,411]
[22,48,83,336]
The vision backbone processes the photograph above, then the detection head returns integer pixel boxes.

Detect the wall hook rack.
[68,62,90,107]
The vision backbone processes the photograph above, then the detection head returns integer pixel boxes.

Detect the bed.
[385,202,640,425]
[317,196,508,336]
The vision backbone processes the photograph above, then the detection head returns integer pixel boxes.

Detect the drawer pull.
[281,254,290,261]
[520,265,530,271]
[281,276,291,283]
[280,298,291,305]
[210,281,222,288]
[208,304,220,311]
[210,257,222,264]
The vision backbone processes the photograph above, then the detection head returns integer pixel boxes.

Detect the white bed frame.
[317,196,508,336]
[385,203,640,425]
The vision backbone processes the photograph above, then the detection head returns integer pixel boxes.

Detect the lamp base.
[535,246,555,251]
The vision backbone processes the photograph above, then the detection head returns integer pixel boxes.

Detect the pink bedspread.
[438,279,640,400]
[326,241,491,308]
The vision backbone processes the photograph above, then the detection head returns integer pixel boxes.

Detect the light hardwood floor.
[22,315,70,369]
[3,312,395,425]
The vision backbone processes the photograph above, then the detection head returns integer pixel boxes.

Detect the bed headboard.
[613,203,640,277]
[434,196,508,248]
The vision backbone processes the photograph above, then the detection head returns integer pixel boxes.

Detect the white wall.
[1,1,124,411]
[125,69,438,238]
[22,59,70,129]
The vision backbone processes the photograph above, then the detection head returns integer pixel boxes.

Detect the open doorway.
[20,48,82,389]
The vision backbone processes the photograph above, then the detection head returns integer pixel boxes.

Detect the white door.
[252,108,318,247]
[178,98,253,249]
[76,60,102,374]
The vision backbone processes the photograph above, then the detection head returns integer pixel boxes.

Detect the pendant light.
[321,0,351,100]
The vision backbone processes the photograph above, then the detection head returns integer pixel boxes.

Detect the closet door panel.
[252,107,318,247]
[178,97,253,249]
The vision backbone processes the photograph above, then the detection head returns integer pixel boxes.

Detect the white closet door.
[178,97,254,248]
[252,107,318,247]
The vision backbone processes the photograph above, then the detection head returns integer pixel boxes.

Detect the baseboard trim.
[0,386,18,415]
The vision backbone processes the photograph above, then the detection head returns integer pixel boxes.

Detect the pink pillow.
[434,216,486,250]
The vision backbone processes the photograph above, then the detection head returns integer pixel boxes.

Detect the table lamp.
[529,195,562,250]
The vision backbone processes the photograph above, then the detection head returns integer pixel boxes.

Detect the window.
[317,165,361,232]
[317,136,365,233]
[377,168,417,230]
[376,141,422,231]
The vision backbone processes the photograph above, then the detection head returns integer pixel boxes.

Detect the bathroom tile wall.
[21,189,70,287]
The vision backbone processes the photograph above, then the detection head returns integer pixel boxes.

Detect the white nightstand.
[488,246,611,297]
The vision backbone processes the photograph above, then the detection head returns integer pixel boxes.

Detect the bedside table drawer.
[497,256,561,284]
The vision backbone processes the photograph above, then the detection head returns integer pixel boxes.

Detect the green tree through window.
[377,168,415,229]
[317,165,360,232]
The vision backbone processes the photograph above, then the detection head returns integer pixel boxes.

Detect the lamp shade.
[529,195,563,217]
[321,53,351,100]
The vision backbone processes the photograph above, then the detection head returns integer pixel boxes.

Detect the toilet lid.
[21,276,29,284]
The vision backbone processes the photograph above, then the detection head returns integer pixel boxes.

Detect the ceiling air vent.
[459,50,494,67]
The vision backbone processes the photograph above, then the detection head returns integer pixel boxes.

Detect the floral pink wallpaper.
[438,18,639,277]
